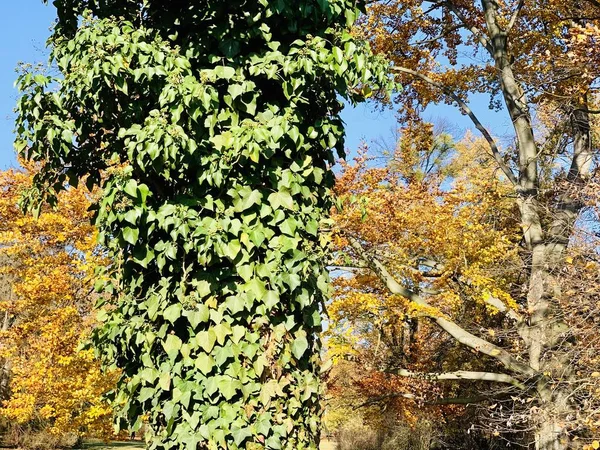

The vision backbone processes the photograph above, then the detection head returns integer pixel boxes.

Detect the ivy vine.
[16,1,393,448]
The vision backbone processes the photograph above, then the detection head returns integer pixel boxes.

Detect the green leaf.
[264,291,279,309]
[280,218,297,236]
[213,323,232,346]
[196,330,217,353]
[333,46,344,65]
[159,372,171,391]
[195,353,215,375]
[237,265,253,283]
[218,377,242,400]
[245,278,267,300]
[225,239,242,260]
[124,179,138,198]
[249,229,266,247]
[225,295,246,314]
[214,66,235,80]
[122,227,139,245]
[271,124,284,142]
[163,334,182,360]
[291,335,309,359]
[163,304,182,324]
[268,191,294,210]
[228,83,244,99]
[231,427,252,446]
[234,188,262,212]
[184,305,209,328]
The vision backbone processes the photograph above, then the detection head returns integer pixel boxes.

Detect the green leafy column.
[17,1,392,448]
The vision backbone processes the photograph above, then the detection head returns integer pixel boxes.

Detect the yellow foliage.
[0,167,116,439]
[326,132,521,427]
[330,133,520,344]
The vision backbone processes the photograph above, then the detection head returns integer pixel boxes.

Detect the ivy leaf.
[163,334,182,360]
[291,336,309,359]
[214,66,235,80]
[264,291,280,309]
[195,353,215,375]
[213,323,232,346]
[124,179,138,198]
[163,304,182,324]
[245,278,267,300]
[159,372,171,391]
[122,227,139,245]
[231,427,252,446]
[196,330,217,353]
[268,191,294,210]
[184,305,209,328]
[218,377,242,401]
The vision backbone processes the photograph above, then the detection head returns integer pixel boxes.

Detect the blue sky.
[0,2,511,169]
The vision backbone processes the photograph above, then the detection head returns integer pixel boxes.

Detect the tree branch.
[483,293,524,323]
[392,66,519,186]
[348,237,536,377]
[390,368,527,389]
[506,0,525,33]
[358,392,489,408]
[431,395,488,405]
[357,392,416,408]
[445,2,494,55]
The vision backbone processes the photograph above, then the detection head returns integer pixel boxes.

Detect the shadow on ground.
[80,440,336,450]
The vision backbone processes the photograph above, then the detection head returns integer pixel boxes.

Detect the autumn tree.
[15,1,393,449]
[328,132,524,446]
[0,167,115,446]
[330,1,600,448]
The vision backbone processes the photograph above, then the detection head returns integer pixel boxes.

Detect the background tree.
[331,1,600,448]
[15,1,393,449]
[0,166,115,447]
[328,132,524,447]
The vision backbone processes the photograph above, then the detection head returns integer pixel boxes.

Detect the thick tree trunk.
[527,103,592,450]
[479,1,596,446]
[535,418,568,450]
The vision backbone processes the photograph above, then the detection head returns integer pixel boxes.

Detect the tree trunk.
[534,417,568,450]
[528,101,592,449]
[0,257,14,401]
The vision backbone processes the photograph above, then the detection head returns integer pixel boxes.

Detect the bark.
[477,1,593,447]
[0,257,14,401]
[391,369,526,389]
[535,419,568,450]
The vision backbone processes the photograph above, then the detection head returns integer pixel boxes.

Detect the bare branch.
[431,396,488,405]
[483,293,524,323]
[391,368,527,389]
[357,392,416,408]
[392,66,519,186]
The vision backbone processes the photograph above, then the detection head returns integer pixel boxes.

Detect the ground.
[80,440,336,450]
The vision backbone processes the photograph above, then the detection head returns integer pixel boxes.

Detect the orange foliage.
[325,131,521,432]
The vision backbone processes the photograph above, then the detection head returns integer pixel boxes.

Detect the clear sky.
[0,2,511,169]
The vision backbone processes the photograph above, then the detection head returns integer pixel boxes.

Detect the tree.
[333,1,600,448]
[15,1,393,449]
[0,167,115,444]
[328,132,523,447]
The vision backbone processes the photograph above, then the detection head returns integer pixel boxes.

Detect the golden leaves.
[0,167,115,439]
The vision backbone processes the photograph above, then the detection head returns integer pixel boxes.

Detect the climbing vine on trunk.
[15,1,392,449]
